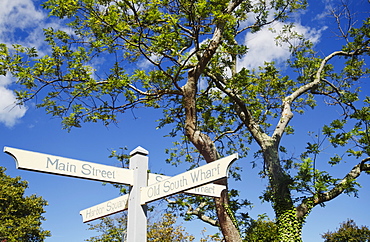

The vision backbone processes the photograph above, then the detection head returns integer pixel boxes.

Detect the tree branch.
[208,71,269,148]
[315,157,370,204]
[273,48,369,141]
[165,199,219,227]
[128,84,182,96]
[297,157,370,218]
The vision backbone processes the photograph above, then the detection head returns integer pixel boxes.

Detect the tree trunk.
[275,205,305,241]
[182,72,241,242]
[186,130,242,242]
[214,186,242,242]
[263,141,305,241]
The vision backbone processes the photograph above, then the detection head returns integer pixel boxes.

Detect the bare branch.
[236,1,289,35]
[165,198,219,227]
[128,84,182,96]
[273,48,370,140]
[207,71,269,148]
[214,122,244,143]
[186,201,219,227]
[330,0,358,42]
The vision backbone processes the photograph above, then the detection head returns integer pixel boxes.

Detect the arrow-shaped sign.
[148,173,226,198]
[4,147,134,185]
[4,146,238,242]
[4,146,226,197]
[79,174,227,223]
[141,154,238,204]
[4,146,233,223]
[80,194,129,223]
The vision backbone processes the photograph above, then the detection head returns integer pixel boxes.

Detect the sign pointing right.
[141,154,238,204]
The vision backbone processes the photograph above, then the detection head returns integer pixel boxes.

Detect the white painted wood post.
[126,146,148,242]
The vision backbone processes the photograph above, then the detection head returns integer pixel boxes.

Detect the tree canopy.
[85,212,212,242]
[322,219,370,242]
[0,0,369,241]
[0,167,50,242]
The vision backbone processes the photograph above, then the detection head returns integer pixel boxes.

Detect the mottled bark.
[182,62,241,241]
[177,1,245,239]
[297,157,370,218]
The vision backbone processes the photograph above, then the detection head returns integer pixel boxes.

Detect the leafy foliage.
[322,219,370,242]
[242,214,279,242]
[0,167,50,242]
[147,213,195,242]
[1,0,370,241]
[85,216,125,242]
[86,212,196,242]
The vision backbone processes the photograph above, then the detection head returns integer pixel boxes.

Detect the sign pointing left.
[4,147,134,185]
[80,194,129,223]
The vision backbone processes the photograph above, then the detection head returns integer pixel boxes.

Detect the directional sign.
[81,174,227,223]
[148,173,226,198]
[4,147,134,185]
[80,194,129,223]
[141,154,238,204]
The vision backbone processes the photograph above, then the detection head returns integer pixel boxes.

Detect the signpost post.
[126,147,148,242]
[4,146,238,242]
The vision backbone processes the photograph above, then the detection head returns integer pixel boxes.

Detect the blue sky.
[0,0,370,241]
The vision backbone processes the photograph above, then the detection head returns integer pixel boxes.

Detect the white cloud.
[0,0,45,45]
[0,0,70,55]
[0,76,27,128]
[238,21,324,70]
[0,0,46,127]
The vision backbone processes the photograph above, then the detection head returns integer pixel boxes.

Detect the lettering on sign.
[46,158,117,179]
[80,194,129,223]
[81,172,227,223]
[148,174,226,197]
[4,147,134,185]
[192,185,216,194]
[141,154,238,204]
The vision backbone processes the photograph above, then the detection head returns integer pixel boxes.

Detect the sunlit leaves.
[43,0,80,18]
[322,98,370,157]
[243,214,279,242]
[0,167,50,241]
[147,213,195,242]
[86,212,195,242]
[1,1,369,240]
[291,158,338,195]
[322,219,370,242]
[329,154,342,166]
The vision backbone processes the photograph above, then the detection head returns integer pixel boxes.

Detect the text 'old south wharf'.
[145,163,221,199]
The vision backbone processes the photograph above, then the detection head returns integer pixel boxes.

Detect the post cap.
[130,146,149,156]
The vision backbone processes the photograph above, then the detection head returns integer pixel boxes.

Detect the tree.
[85,215,125,242]
[0,0,369,241]
[243,214,278,242]
[85,212,195,241]
[322,219,370,242]
[147,213,195,242]
[0,167,50,241]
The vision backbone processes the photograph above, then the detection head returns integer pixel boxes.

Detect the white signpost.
[3,147,134,185]
[141,154,238,204]
[80,194,129,223]
[148,173,226,198]
[80,174,227,223]
[4,146,238,242]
